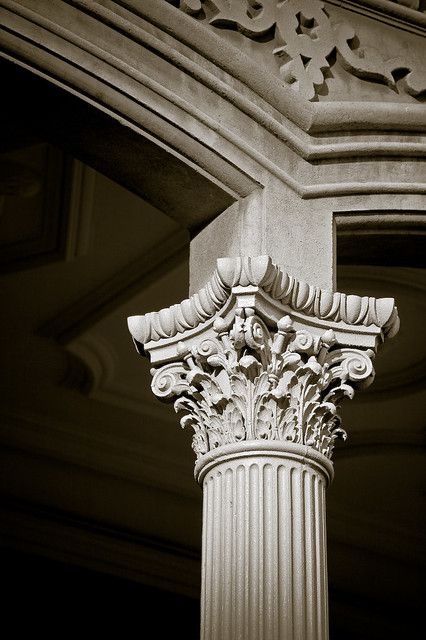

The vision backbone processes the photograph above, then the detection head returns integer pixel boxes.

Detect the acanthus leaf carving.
[130,255,398,464]
[150,310,375,460]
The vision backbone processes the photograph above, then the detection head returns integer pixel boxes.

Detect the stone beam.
[190,181,336,293]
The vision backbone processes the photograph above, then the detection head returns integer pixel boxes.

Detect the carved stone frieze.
[128,256,398,462]
[169,0,426,101]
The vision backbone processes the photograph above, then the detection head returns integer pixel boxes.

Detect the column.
[198,442,332,640]
[128,255,399,640]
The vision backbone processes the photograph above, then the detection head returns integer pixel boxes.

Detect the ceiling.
[0,141,424,637]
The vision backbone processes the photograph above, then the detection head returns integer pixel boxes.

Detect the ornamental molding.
[384,0,424,11]
[0,146,93,272]
[2,0,425,212]
[170,0,426,101]
[128,256,399,359]
[150,312,374,459]
[128,256,399,461]
[328,0,426,33]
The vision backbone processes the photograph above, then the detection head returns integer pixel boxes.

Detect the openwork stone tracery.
[170,0,426,101]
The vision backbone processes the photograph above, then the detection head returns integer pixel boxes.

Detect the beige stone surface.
[0,0,425,636]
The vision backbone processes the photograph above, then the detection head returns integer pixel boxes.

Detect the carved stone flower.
[239,354,261,380]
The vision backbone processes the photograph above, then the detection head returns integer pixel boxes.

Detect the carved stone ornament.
[128,256,399,461]
[170,0,426,101]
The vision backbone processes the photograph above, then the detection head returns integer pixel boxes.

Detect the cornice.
[4,0,424,146]
[128,256,399,350]
[65,0,426,148]
[144,0,426,130]
[335,209,426,234]
[1,0,424,206]
[326,0,426,35]
[179,0,425,102]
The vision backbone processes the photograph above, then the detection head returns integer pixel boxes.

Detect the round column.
[195,441,334,640]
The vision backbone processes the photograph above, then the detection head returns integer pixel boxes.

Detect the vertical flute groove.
[214,471,222,640]
[201,453,330,640]
[305,470,314,640]
[311,473,318,640]
[321,480,329,640]
[231,465,237,640]
[302,468,307,640]
[236,464,245,640]
[289,465,295,638]
[315,475,321,639]
[258,463,264,640]
[249,463,259,640]
[244,464,250,640]
[263,463,275,640]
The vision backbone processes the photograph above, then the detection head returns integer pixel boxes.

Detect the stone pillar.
[197,442,332,640]
[128,256,399,640]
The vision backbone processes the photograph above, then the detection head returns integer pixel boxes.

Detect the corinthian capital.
[128,256,399,461]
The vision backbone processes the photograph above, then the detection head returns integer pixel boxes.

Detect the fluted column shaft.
[196,442,333,640]
[128,255,398,639]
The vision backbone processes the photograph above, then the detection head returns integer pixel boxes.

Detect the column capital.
[128,256,399,461]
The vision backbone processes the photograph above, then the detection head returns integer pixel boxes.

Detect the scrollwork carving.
[169,0,426,101]
[150,311,375,460]
[130,256,398,464]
